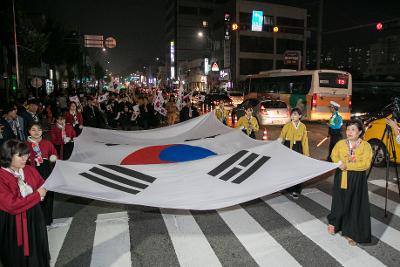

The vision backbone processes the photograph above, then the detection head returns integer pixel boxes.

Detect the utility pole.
[316,0,323,69]
[12,0,20,91]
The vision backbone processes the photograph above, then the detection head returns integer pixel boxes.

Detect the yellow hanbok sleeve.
[301,124,310,156]
[251,117,259,132]
[330,140,344,163]
[279,123,289,140]
[235,116,246,129]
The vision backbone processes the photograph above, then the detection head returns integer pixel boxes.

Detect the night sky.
[25,0,400,74]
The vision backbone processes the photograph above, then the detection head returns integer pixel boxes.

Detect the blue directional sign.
[251,10,264,32]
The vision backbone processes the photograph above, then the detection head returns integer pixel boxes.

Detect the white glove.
[64,137,71,143]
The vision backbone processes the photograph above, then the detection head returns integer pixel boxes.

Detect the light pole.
[12,0,20,91]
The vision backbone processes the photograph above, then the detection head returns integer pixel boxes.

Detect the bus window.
[319,73,349,89]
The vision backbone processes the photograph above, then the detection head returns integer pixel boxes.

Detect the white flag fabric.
[45,141,337,210]
[153,91,167,116]
[70,113,232,148]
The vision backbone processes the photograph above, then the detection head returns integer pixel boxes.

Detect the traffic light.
[224,12,231,22]
[376,22,383,31]
[273,26,279,33]
[231,23,239,31]
[11,74,16,91]
[224,12,232,40]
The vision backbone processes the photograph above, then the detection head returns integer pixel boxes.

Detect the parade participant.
[50,115,76,160]
[116,105,133,130]
[26,122,58,226]
[327,119,372,246]
[82,97,100,128]
[0,139,50,266]
[215,100,229,125]
[64,101,84,136]
[166,95,178,125]
[278,108,310,198]
[235,105,259,139]
[20,99,40,135]
[0,103,26,142]
[179,98,192,122]
[327,101,343,162]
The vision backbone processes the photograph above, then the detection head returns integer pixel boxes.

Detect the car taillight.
[312,93,317,110]
[348,96,352,110]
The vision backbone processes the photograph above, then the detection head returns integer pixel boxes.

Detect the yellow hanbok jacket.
[279,121,310,156]
[215,108,229,123]
[235,116,259,136]
[331,139,372,189]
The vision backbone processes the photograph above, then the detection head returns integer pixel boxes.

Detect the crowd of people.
[1,87,400,265]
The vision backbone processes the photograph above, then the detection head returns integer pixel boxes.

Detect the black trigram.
[184,134,220,142]
[79,164,157,195]
[208,150,270,184]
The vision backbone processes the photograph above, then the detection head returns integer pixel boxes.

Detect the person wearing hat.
[20,99,40,135]
[0,103,26,144]
[327,101,343,161]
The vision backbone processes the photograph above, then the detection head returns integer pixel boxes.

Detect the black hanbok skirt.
[0,205,50,267]
[283,140,303,194]
[327,169,371,243]
[36,160,54,226]
[55,142,74,160]
[242,129,256,139]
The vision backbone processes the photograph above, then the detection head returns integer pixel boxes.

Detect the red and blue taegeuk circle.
[121,144,216,165]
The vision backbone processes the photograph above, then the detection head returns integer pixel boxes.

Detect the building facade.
[165,0,308,91]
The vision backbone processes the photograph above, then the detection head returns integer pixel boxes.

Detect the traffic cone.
[206,105,209,113]
[262,128,268,141]
[202,103,205,114]
[228,112,232,127]
[234,114,237,126]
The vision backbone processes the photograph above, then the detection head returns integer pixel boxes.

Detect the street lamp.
[197,31,204,38]
[102,47,106,52]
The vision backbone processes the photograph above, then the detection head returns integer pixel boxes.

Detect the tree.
[94,62,106,81]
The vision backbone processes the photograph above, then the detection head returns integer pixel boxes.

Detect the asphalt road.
[47,122,400,267]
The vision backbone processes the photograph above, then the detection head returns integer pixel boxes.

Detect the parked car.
[232,98,291,126]
[203,94,234,110]
[364,114,400,167]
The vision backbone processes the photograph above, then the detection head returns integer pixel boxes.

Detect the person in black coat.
[20,99,40,135]
[0,104,26,143]
[82,97,101,128]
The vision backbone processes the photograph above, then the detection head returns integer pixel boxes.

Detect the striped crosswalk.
[48,179,400,267]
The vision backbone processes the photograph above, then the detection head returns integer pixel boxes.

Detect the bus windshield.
[248,75,312,94]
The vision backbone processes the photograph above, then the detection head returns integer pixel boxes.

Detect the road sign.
[283,50,301,70]
[84,35,104,48]
[211,62,219,72]
[31,77,43,88]
[104,37,116,48]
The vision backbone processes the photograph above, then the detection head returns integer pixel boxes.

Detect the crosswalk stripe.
[161,209,222,267]
[368,189,400,218]
[90,212,131,267]
[370,179,400,194]
[217,205,301,267]
[303,188,400,252]
[263,195,386,267]
[47,217,73,267]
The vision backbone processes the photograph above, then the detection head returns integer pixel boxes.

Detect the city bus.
[242,69,352,121]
